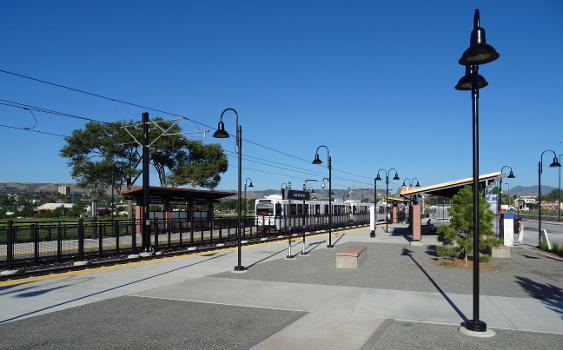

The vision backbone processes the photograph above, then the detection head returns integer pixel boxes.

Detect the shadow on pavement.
[515,276,563,317]
[0,251,231,324]
[401,247,468,323]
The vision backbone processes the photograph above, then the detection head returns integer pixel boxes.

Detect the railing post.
[167,218,171,247]
[219,217,223,241]
[32,223,39,265]
[190,215,194,245]
[78,219,84,260]
[115,220,120,255]
[7,220,13,270]
[179,219,183,245]
[154,217,159,251]
[98,221,103,257]
[200,217,204,243]
[131,219,137,254]
[57,222,62,262]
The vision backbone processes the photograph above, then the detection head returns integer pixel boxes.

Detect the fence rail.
[0,214,369,270]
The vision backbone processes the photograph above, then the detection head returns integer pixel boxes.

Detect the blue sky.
[0,0,561,194]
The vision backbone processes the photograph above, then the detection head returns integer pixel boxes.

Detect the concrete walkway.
[0,224,561,349]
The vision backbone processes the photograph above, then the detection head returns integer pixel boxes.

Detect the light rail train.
[254,196,387,232]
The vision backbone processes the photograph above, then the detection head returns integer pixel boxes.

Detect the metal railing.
[0,213,369,270]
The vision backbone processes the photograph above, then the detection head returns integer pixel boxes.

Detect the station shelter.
[399,172,503,242]
[120,186,235,233]
[385,196,409,223]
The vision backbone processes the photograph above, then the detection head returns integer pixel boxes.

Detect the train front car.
[255,199,279,233]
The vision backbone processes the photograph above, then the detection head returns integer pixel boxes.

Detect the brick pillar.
[392,204,398,224]
[135,205,143,234]
[163,202,172,231]
[411,204,421,241]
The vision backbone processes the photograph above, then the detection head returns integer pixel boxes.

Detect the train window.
[275,203,281,216]
[290,204,297,216]
[315,205,320,215]
[256,203,274,216]
[324,205,328,214]
[297,204,303,215]
[304,204,309,215]
[353,206,357,214]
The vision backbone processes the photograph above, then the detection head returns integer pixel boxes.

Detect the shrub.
[479,254,490,263]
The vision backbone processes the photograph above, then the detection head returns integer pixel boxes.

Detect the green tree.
[60,119,228,218]
[437,186,499,266]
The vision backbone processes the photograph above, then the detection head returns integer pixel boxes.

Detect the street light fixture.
[244,178,254,239]
[213,107,246,272]
[538,150,561,245]
[456,9,499,334]
[498,166,515,222]
[376,168,399,234]
[312,146,333,248]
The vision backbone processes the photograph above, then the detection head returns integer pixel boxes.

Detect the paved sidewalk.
[0,224,561,349]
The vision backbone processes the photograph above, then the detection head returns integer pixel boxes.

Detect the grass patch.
[539,240,563,257]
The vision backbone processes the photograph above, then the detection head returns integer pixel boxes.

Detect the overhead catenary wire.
[0,123,67,137]
[0,68,377,182]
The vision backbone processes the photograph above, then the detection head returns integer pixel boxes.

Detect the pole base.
[327,245,334,248]
[369,230,375,238]
[464,320,487,332]
[460,321,495,338]
[284,255,296,260]
[232,265,247,273]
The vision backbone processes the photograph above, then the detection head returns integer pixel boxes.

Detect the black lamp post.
[498,166,515,218]
[244,178,253,239]
[281,182,294,259]
[456,9,499,333]
[376,168,399,234]
[538,150,561,245]
[313,146,333,248]
[213,108,246,272]
[302,180,317,255]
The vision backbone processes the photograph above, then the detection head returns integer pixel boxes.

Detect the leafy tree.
[437,186,499,266]
[60,119,228,219]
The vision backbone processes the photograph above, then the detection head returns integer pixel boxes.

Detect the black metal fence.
[0,213,369,270]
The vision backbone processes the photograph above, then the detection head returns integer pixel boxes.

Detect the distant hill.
[510,185,556,196]
[0,182,91,195]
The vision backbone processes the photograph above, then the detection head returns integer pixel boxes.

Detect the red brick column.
[163,203,172,231]
[411,204,421,241]
[135,205,143,234]
[392,204,398,224]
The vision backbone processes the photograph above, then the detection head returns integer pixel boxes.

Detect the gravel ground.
[0,295,305,350]
[213,241,563,300]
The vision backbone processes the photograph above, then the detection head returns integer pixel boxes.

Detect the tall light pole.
[455,9,499,334]
[559,151,562,222]
[376,168,399,234]
[538,150,561,245]
[370,177,377,238]
[498,166,515,217]
[302,180,316,255]
[281,182,294,259]
[244,178,253,239]
[313,146,333,248]
[213,108,246,272]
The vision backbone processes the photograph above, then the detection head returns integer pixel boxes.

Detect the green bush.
[436,245,456,257]
[539,241,563,257]
[479,254,490,263]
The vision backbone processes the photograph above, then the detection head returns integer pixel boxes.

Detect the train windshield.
[256,203,274,216]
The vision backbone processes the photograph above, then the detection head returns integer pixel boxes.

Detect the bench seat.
[336,245,367,269]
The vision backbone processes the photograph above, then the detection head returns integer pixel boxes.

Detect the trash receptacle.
[503,213,516,246]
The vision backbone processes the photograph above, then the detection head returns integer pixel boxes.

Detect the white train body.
[255,197,386,232]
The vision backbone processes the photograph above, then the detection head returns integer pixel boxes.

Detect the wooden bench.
[336,245,367,269]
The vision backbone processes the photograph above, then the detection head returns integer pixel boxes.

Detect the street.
[520,219,562,247]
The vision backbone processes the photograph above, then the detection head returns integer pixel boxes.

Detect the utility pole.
[142,112,150,252]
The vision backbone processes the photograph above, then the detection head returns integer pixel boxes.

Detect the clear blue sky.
[0,0,561,194]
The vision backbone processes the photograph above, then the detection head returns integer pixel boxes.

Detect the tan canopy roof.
[400,172,502,198]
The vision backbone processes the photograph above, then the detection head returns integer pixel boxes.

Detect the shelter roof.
[399,172,503,198]
[120,186,235,204]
